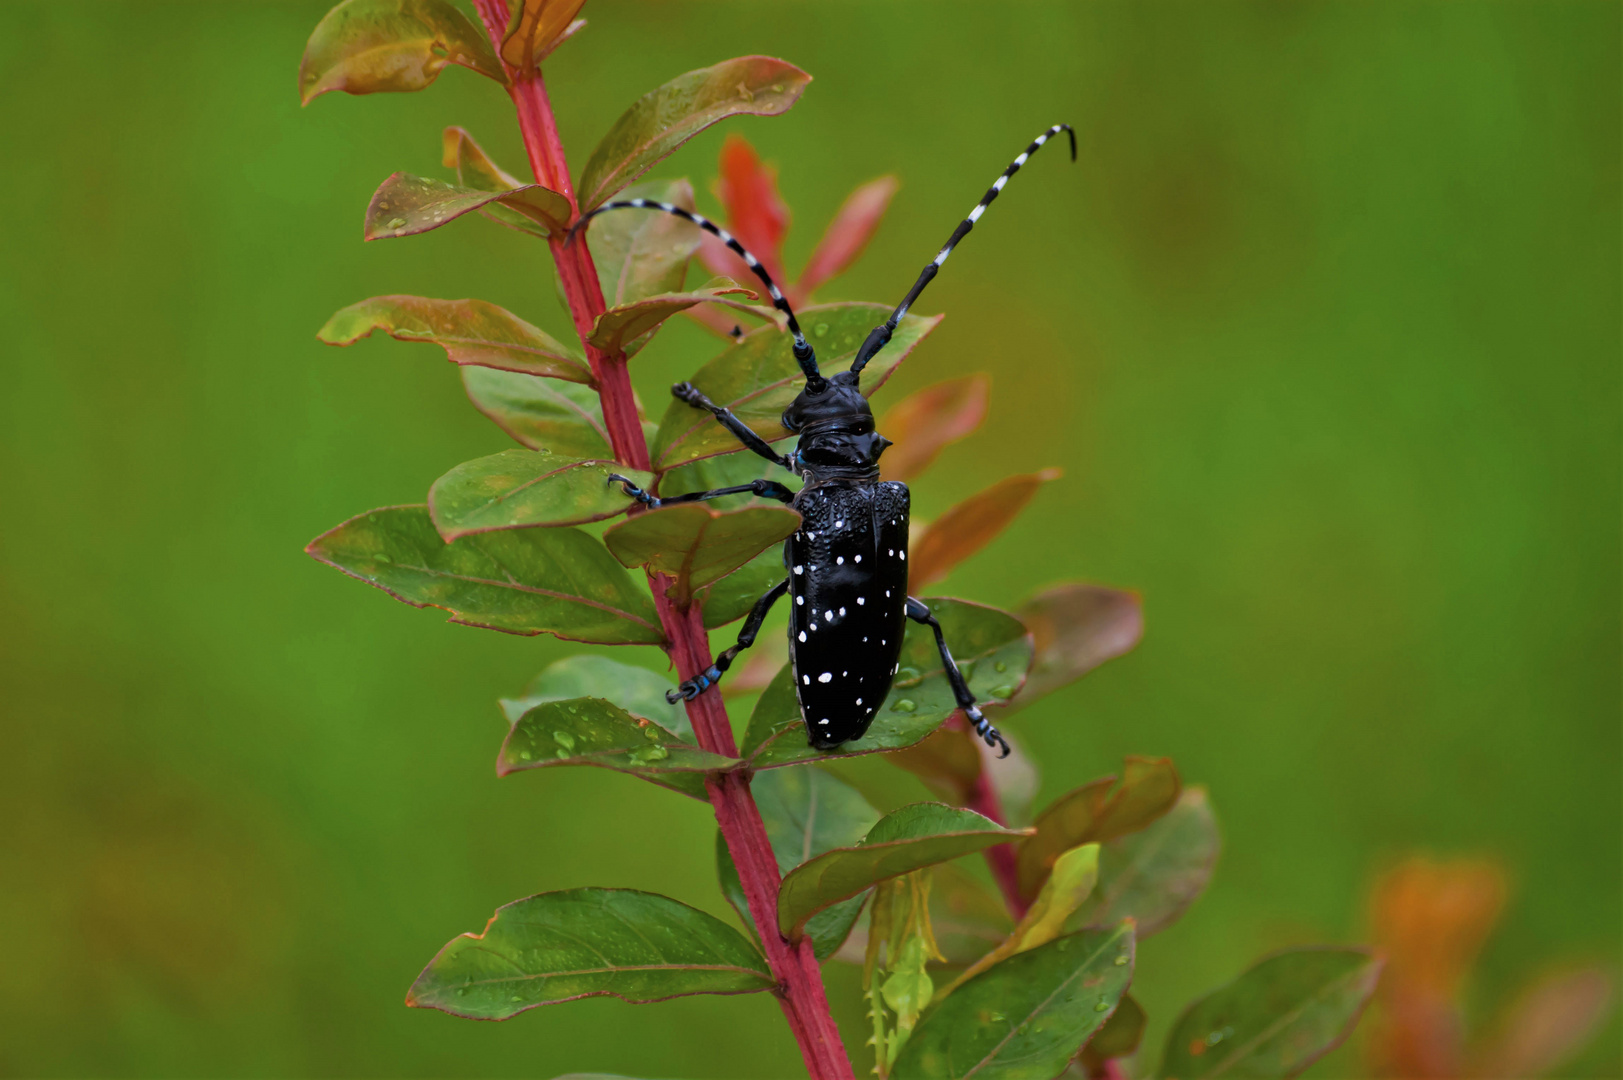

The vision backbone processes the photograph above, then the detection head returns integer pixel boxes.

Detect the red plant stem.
[471,7,850,1076]
[968,767,1029,919]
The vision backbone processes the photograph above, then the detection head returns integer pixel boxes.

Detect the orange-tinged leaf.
[299,0,505,104]
[500,0,588,71]
[365,172,571,241]
[1474,966,1614,1079]
[442,126,525,190]
[800,175,899,296]
[877,375,990,482]
[603,504,800,606]
[578,57,812,212]
[1365,856,1508,1078]
[586,278,764,356]
[908,469,1060,590]
[885,723,984,802]
[1009,583,1144,711]
[1016,756,1181,900]
[700,134,790,286]
[318,295,593,382]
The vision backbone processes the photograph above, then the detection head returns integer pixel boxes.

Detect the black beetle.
[570,124,1076,757]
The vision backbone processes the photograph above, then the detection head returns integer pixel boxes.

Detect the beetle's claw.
[966,705,1011,758]
[667,680,702,703]
[671,381,702,405]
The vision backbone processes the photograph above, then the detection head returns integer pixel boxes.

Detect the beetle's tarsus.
[607,472,660,508]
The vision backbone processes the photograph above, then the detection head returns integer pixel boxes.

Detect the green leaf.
[364,172,572,241]
[440,126,568,239]
[443,126,526,191]
[939,844,1100,999]
[741,599,1032,770]
[650,303,940,470]
[891,922,1137,1080]
[319,295,593,382]
[299,0,504,105]
[578,56,812,212]
[1075,787,1220,938]
[697,547,788,629]
[588,278,764,356]
[589,178,703,307]
[1158,948,1384,1079]
[1008,583,1144,713]
[1016,757,1181,901]
[498,697,735,800]
[406,888,774,1019]
[462,369,614,457]
[929,863,1014,965]
[500,655,691,740]
[428,450,649,539]
[716,768,880,959]
[1081,993,1146,1067]
[305,505,663,644]
[776,803,1027,940]
[500,0,587,70]
[603,504,800,606]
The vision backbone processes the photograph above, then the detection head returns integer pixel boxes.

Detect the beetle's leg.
[606,473,660,507]
[668,579,791,703]
[660,479,796,506]
[905,597,1010,758]
[671,381,794,470]
[607,476,795,510]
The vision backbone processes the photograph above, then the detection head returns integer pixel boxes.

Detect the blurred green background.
[1,1,1617,1076]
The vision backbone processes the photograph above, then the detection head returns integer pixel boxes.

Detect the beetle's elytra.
[572,125,1077,757]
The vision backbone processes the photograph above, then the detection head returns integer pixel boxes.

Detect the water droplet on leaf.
[552,731,576,752]
[813,323,829,337]
[891,699,916,712]
[1095,1001,1111,1012]
[991,685,1014,699]
[1114,955,1128,966]
[387,216,407,229]
[994,661,1008,673]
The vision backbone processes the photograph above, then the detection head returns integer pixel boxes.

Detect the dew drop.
[813,323,829,338]
[991,685,1014,699]
[891,699,916,712]
[387,216,407,229]
[552,731,576,752]
[994,660,1008,673]
[1114,955,1128,966]
[373,552,393,564]
[1095,1001,1111,1012]
[897,666,920,682]
[517,748,532,761]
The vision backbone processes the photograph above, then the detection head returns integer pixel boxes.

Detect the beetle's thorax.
[782,370,892,481]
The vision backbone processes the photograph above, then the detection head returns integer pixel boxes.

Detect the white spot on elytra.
[836,556,844,565]
[899,550,906,561]
[854,554,862,563]
[835,520,844,528]
[802,675,810,685]
[888,549,894,556]
[808,532,816,540]
[796,596,804,605]
[857,597,865,605]
[798,631,807,642]
[839,607,846,616]
[818,672,832,683]
[794,565,803,574]
[824,610,834,623]
[855,698,863,705]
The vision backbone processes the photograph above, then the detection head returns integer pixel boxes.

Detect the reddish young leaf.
[298,0,505,105]
[1016,757,1182,901]
[318,295,593,382]
[799,175,900,297]
[908,469,1061,590]
[1009,583,1145,712]
[587,279,762,356]
[577,57,812,212]
[1473,966,1614,1079]
[699,134,791,287]
[877,375,990,483]
[364,172,571,241]
[500,0,588,71]
[442,126,525,191]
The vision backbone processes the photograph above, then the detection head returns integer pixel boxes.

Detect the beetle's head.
[783,371,892,473]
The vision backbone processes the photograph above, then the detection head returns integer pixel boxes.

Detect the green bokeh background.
[2,2,1617,1076]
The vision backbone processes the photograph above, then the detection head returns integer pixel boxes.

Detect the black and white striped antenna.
[568,199,825,391]
[850,124,1076,375]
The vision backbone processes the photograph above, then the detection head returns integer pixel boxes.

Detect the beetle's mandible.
[569,124,1076,758]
